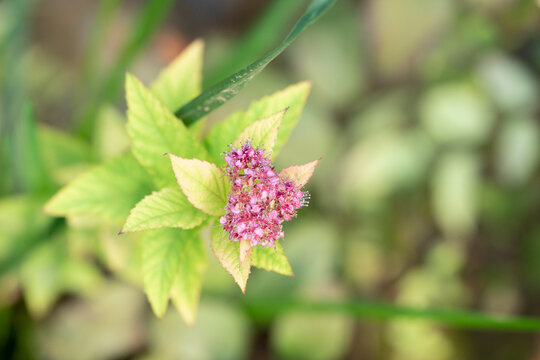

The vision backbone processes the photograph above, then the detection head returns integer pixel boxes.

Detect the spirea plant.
[219,141,310,248]
[44,40,319,323]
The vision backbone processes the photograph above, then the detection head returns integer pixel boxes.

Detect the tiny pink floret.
[220,141,308,248]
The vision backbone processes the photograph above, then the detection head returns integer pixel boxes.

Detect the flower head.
[220,141,307,248]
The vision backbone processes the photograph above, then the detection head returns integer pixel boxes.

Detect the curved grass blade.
[244,298,540,332]
[77,0,175,137]
[175,0,336,125]
[204,0,307,87]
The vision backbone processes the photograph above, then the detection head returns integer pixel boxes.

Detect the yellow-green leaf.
[251,241,293,276]
[38,125,92,176]
[93,105,130,161]
[211,225,251,294]
[150,39,204,112]
[20,241,64,318]
[125,73,208,188]
[169,155,229,216]
[233,110,285,156]
[44,154,154,220]
[142,228,202,318]
[122,187,207,233]
[205,82,311,165]
[20,235,101,318]
[170,230,207,324]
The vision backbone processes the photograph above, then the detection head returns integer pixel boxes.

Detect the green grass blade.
[14,103,49,193]
[0,0,34,194]
[77,0,175,137]
[101,0,175,101]
[175,0,336,124]
[204,0,307,87]
[75,0,123,102]
[244,298,540,332]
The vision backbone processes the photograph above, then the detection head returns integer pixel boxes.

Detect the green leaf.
[432,152,479,237]
[19,234,101,318]
[0,196,54,273]
[151,39,204,112]
[60,258,103,296]
[175,0,334,123]
[142,228,204,318]
[38,125,92,167]
[38,125,92,186]
[252,241,293,276]
[99,223,142,285]
[122,187,207,233]
[279,159,320,188]
[272,311,352,360]
[170,230,207,324]
[142,228,182,317]
[187,117,207,140]
[169,155,229,216]
[211,225,251,293]
[93,105,130,161]
[20,240,65,318]
[125,73,208,188]
[205,82,311,165]
[44,154,154,220]
[233,110,285,155]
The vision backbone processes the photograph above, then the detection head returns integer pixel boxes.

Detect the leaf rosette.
[44,37,320,323]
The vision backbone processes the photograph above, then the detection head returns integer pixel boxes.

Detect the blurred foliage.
[2,0,540,359]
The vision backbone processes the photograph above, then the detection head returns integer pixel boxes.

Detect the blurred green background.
[2,0,540,359]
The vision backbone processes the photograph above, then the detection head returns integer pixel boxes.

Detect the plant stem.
[239,297,540,332]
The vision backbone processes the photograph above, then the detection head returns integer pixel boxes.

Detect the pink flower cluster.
[220,141,307,248]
